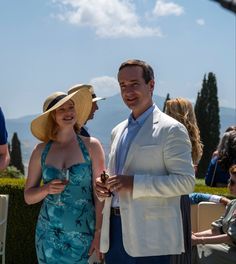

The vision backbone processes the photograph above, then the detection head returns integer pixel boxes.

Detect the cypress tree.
[195,73,220,178]
[163,93,171,112]
[10,132,24,175]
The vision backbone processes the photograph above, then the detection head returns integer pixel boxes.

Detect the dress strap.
[41,141,53,168]
[77,135,91,163]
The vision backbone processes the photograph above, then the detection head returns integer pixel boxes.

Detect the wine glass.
[56,168,69,206]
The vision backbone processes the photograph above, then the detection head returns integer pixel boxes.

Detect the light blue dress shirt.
[112,104,155,207]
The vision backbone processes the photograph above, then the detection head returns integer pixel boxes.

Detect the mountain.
[5,94,236,167]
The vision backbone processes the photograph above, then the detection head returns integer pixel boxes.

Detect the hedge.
[0,179,41,264]
[0,178,233,264]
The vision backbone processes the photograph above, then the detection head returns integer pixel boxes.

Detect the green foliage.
[0,166,24,179]
[0,179,41,264]
[10,132,25,175]
[195,73,220,178]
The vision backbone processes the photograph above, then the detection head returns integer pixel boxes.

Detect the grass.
[194,178,235,199]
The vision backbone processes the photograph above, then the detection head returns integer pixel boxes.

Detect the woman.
[192,164,236,264]
[24,89,105,263]
[165,97,203,264]
[165,98,203,166]
[205,130,236,187]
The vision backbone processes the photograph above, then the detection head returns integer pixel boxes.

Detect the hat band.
[46,94,67,111]
[92,93,96,99]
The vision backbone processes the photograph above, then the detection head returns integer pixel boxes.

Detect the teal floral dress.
[35,136,95,264]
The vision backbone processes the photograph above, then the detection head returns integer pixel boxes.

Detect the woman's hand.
[43,179,67,195]
[88,230,103,262]
[191,233,204,246]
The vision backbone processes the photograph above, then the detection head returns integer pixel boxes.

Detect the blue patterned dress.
[35,136,95,264]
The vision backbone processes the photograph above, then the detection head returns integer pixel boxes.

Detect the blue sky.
[0,0,235,119]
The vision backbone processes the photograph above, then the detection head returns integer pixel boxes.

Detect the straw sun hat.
[68,84,105,102]
[31,88,92,142]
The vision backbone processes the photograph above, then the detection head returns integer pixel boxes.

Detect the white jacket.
[100,106,195,257]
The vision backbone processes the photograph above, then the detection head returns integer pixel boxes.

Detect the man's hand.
[107,175,134,193]
[95,177,112,198]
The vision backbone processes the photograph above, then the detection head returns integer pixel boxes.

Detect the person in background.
[192,164,236,264]
[68,84,105,137]
[24,89,105,263]
[212,126,236,158]
[96,59,195,264]
[189,192,230,206]
[0,107,10,170]
[165,97,203,263]
[165,97,203,168]
[205,130,236,187]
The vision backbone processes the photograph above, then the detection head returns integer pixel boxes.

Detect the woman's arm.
[87,137,106,259]
[24,144,65,205]
[192,233,232,245]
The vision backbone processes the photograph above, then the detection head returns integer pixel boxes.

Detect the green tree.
[163,93,171,112]
[10,132,24,175]
[195,73,220,178]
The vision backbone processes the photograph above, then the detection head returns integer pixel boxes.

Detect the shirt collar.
[128,104,155,126]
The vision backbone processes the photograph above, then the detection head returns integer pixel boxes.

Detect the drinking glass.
[56,168,69,206]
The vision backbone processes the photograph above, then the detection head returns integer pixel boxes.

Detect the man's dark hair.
[118,59,154,84]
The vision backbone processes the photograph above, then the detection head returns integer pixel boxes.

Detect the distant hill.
[5,94,236,167]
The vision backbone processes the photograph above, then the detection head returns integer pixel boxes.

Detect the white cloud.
[153,0,184,17]
[89,76,120,97]
[52,0,162,38]
[196,18,205,26]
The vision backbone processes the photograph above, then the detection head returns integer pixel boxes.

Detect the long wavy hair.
[217,130,236,171]
[165,98,203,165]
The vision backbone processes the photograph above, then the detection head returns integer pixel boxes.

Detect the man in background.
[68,84,105,137]
[0,107,10,170]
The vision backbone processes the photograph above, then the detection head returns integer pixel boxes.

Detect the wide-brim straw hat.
[31,88,92,142]
[68,84,105,102]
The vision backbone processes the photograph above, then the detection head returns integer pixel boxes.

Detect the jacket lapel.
[109,120,128,174]
[123,106,161,173]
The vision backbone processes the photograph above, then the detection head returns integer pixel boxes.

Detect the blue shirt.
[115,104,155,174]
[205,156,230,187]
[112,104,155,207]
[0,108,8,145]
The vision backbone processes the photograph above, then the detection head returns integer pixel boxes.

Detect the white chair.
[0,195,9,264]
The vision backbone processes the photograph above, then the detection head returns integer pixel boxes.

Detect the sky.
[0,0,235,119]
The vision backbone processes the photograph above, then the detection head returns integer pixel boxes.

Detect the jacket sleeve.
[133,123,195,199]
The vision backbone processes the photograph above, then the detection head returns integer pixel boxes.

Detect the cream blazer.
[100,106,195,257]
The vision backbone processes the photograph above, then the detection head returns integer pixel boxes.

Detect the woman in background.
[165,98,203,167]
[205,129,236,187]
[165,97,203,264]
[24,89,105,263]
[192,164,236,264]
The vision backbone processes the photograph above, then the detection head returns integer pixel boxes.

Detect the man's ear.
[149,79,155,93]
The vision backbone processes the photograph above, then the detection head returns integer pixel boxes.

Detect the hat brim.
[31,88,92,142]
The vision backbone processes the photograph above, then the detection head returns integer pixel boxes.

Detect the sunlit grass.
[194,178,234,199]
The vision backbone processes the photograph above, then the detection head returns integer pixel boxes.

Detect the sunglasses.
[228,178,236,186]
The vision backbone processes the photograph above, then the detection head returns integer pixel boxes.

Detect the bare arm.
[87,137,105,260]
[0,144,10,170]
[192,232,232,245]
[24,144,66,205]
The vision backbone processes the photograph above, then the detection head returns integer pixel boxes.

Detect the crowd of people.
[1,59,235,263]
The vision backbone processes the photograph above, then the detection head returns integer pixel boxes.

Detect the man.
[95,59,195,264]
[68,84,105,137]
[0,107,10,170]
